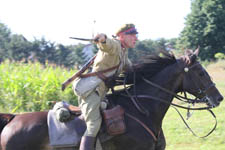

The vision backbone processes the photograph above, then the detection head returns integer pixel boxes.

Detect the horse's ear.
[194,46,200,56]
[189,46,200,63]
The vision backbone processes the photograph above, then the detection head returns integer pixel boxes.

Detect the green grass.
[163,60,225,150]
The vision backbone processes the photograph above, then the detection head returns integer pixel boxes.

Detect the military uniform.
[73,23,138,150]
[73,37,132,137]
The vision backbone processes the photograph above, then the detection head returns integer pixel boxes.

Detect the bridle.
[183,62,216,106]
[122,59,217,138]
[124,61,215,110]
[140,62,217,109]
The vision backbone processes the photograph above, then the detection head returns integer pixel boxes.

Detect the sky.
[0,0,191,45]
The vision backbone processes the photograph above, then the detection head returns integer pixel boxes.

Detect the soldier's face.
[120,34,138,48]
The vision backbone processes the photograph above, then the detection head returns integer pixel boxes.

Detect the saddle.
[67,103,126,135]
[47,101,126,149]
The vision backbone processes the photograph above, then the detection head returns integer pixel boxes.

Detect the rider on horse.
[72,23,138,150]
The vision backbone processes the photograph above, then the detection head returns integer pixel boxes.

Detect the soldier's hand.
[94,34,107,43]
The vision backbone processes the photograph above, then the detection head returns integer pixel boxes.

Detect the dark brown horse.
[0,49,223,150]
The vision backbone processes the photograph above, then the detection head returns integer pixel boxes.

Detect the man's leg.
[79,91,102,150]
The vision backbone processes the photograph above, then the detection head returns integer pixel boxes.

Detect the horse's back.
[1,111,51,150]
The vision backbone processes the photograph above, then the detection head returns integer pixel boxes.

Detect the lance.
[69,37,99,42]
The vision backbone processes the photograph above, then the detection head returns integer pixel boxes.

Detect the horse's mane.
[114,51,177,88]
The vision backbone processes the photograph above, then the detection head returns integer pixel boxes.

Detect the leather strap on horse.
[125,113,158,141]
[172,106,217,138]
[135,95,218,138]
[80,64,120,81]
[124,72,149,116]
[142,77,213,109]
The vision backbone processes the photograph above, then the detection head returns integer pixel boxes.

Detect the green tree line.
[0,23,89,68]
[0,22,173,67]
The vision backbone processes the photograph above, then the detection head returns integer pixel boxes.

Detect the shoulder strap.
[80,63,120,79]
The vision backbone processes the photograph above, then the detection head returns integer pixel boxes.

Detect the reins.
[141,77,212,110]
[133,94,217,138]
[123,71,150,116]
[172,106,217,138]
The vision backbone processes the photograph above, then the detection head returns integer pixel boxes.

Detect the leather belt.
[80,64,120,81]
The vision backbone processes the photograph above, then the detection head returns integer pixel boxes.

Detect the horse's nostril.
[218,96,224,102]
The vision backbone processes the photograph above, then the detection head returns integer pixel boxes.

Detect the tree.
[7,34,33,62]
[31,38,57,64]
[0,22,11,62]
[54,44,75,68]
[178,0,225,60]
[130,38,170,62]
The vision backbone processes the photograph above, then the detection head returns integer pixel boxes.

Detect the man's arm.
[95,34,120,54]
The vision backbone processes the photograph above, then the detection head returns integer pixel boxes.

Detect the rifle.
[61,54,97,91]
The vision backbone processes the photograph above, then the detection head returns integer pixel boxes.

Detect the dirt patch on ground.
[206,61,225,82]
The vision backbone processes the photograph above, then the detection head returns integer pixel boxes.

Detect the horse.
[0,49,223,150]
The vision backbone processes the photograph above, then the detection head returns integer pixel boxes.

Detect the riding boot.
[79,136,96,150]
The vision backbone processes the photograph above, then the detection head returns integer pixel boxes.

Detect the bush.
[215,52,225,60]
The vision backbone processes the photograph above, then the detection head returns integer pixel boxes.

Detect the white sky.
[0,0,191,45]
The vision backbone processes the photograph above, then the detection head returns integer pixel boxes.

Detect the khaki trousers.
[79,90,102,137]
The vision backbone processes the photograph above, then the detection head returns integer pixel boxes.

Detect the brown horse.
[0,49,223,150]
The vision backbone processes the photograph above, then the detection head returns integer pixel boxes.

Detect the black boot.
[79,136,96,150]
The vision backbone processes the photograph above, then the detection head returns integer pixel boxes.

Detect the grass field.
[163,60,225,150]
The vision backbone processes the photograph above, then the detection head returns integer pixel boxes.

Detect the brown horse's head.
[181,48,223,107]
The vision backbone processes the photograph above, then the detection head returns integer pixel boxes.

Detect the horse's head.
[180,48,223,107]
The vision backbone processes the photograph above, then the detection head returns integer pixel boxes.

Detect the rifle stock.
[61,55,96,91]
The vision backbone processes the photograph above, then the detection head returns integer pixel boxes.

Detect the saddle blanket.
[47,110,86,148]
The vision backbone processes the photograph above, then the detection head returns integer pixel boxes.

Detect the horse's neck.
[145,63,183,123]
[153,63,183,94]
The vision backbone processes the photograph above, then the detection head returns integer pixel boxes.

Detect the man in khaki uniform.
[73,23,138,150]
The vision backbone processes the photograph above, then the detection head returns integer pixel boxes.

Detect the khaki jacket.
[73,38,132,98]
[93,38,132,97]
